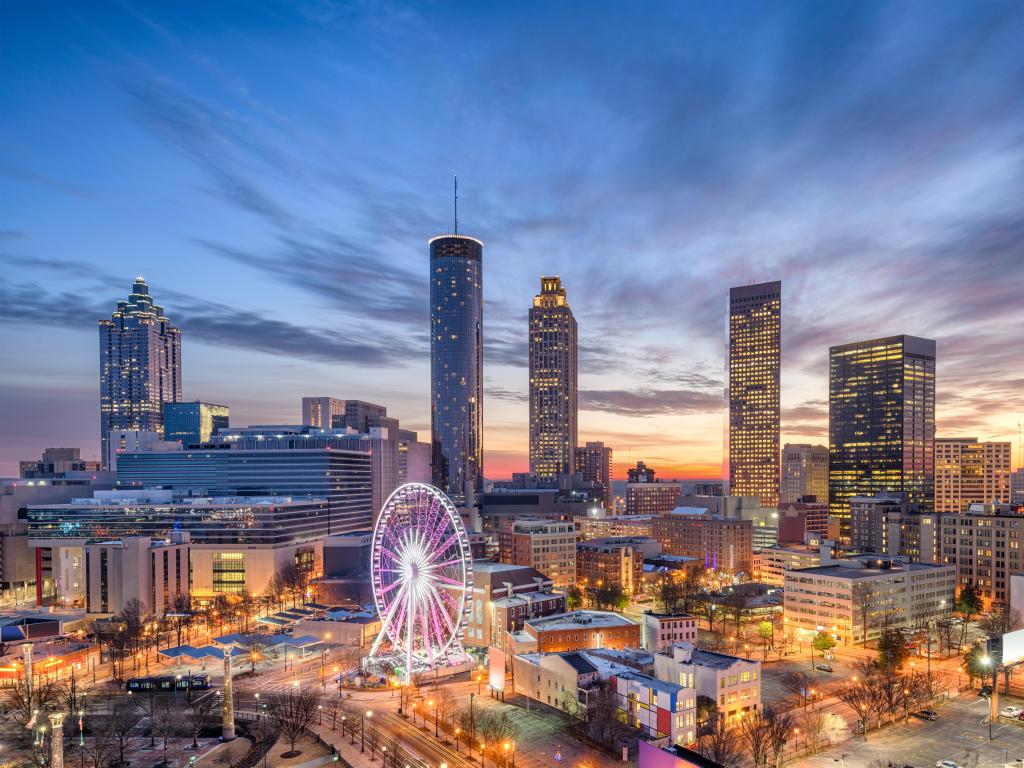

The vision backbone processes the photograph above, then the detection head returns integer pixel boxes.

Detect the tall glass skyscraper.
[529,276,578,483]
[430,234,484,504]
[829,335,936,533]
[99,277,181,467]
[728,281,781,507]
[163,401,230,447]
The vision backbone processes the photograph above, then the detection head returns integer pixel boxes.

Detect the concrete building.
[498,519,578,588]
[466,562,564,650]
[528,276,578,483]
[20,448,101,478]
[480,488,598,533]
[642,612,698,653]
[509,610,641,654]
[693,483,724,496]
[1012,469,1024,505]
[576,539,645,596]
[627,482,683,516]
[105,430,181,471]
[758,542,834,587]
[776,499,830,544]
[829,335,936,533]
[430,234,484,505]
[939,502,1024,606]
[512,650,697,746]
[99,277,182,468]
[849,494,939,563]
[83,533,190,616]
[783,558,955,646]
[935,438,1012,513]
[575,442,613,510]
[652,510,753,576]
[301,397,346,429]
[654,643,762,721]
[163,401,229,447]
[575,513,656,541]
[781,444,829,504]
[728,281,782,508]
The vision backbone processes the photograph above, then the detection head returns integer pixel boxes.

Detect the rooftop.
[525,610,638,632]
[789,560,952,579]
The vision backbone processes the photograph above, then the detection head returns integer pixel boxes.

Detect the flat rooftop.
[526,610,638,632]
[791,561,951,579]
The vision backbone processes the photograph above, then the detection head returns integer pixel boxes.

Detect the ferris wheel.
[368,483,473,677]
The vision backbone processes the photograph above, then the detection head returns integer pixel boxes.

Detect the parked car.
[1001,705,1024,717]
[912,710,939,721]
[815,664,834,672]
[937,761,962,768]
[980,685,993,697]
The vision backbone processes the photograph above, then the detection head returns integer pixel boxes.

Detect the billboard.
[488,646,506,692]
[1001,627,1024,667]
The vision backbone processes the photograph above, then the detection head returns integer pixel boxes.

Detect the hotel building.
[651,511,753,576]
[780,444,829,504]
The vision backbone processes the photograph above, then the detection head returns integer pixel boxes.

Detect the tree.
[811,631,836,662]
[964,644,991,688]
[699,714,743,768]
[236,589,258,633]
[956,583,983,649]
[762,706,794,768]
[152,695,178,767]
[365,721,383,759]
[565,584,583,611]
[578,683,618,748]
[877,627,909,671]
[779,671,813,708]
[818,711,849,746]
[590,582,628,611]
[265,687,321,757]
[167,593,193,647]
[107,694,142,767]
[240,636,276,676]
[657,575,685,614]
[757,621,774,660]
[187,692,220,749]
[738,709,773,767]
[696,695,718,732]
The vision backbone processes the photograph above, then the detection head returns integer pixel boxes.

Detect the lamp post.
[454,727,461,752]
[504,740,515,768]
[361,710,372,753]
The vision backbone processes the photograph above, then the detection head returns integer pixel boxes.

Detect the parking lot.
[804,692,1024,768]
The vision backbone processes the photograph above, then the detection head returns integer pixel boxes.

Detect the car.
[912,710,938,721]
[980,685,993,697]
[1001,705,1024,717]
[815,664,833,672]
[936,761,962,768]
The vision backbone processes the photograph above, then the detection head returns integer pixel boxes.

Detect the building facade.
[653,644,762,722]
[780,444,829,505]
[728,281,781,508]
[163,401,229,447]
[528,276,578,483]
[829,335,936,534]
[575,514,656,541]
[783,558,955,645]
[466,562,564,650]
[83,533,190,616]
[498,519,578,588]
[301,397,346,429]
[575,442,613,510]
[641,612,699,653]
[511,610,641,653]
[627,483,682,516]
[848,494,939,563]
[99,278,182,467]
[652,512,753,576]
[935,438,1012,513]
[939,503,1024,606]
[576,539,645,596]
[429,234,484,504]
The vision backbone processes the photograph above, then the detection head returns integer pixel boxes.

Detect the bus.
[125,674,213,693]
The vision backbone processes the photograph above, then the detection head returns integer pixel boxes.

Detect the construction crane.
[985,419,1023,471]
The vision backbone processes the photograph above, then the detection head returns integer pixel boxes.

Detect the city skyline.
[3,2,1024,479]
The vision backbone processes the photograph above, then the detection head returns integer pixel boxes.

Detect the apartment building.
[939,503,1024,606]
[575,514,656,541]
[642,612,699,653]
[576,539,645,596]
[654,643,761,721]
[935,438,1012,513]
[498,519,578,588]
[849,494,940,563]
[652,511,753,576]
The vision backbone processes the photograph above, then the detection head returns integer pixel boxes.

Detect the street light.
[361,709,373,753]
[504,740,516,768]
[454,726,461,751]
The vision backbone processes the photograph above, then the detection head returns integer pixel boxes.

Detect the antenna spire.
[454,175,458,235]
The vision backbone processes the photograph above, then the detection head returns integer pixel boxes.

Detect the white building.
[642,612,698,653]
[653,643,761,721]
[83,532,190,616]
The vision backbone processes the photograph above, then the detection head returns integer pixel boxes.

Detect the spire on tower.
[454,175,458,235]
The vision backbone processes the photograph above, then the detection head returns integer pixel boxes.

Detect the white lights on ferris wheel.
[368,483,472,675]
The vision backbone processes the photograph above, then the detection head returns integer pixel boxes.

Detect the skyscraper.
[163,401,230,447]
[529,276,578,483]
[575,441,613,509]
[430,234,484,504]
[301,397,345,429]
[829,335,936,532]
[780,443,829,504]
[934,437,1011,513]
[99,277,181,467]
[728,281,781,507]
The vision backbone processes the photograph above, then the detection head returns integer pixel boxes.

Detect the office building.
[783,558,955,646]
[939,502,1024,606]
[780,444,829,504]
[654,644,762,722]
[465,562,564,650]
[935,438,1011,513]
[528,276,578,483]
[652,510,753,576]
[642,613,698,654]
[776,499,830,544]
[575,442,613,509]
[628,461,657,483]
[28,490,334,604]
[508,610,641,654]
[498,519,578,588]
[301,397,346,429]
[1013,469,1024,505]
[105,430,181,471]
[99,277,182,467]
[430,234,484,504]
[848,494,939,563]
[576,539,645,596]
[575,514,656,541]
[627,468,682,515]
[20,448,101,478]
[115,448,372,534]
[758,543,833,587]
[829,335,936,533]
[728,281,781,507]
[163,401,229,448]
[83,533,190,616]
[693,483,723,497]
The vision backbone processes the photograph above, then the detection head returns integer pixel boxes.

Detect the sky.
[1,1,1023,480]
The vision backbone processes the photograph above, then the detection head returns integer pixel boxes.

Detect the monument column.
[222,649,236,741]
[49,713,65,768]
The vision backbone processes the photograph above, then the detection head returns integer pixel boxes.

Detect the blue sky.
[2,1,1023,478]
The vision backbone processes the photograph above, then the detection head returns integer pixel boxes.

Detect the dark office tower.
[528,276,578,484]
[829,335,936,534]
[163,401,229,447]
[728,281,782,507]
[99,277,181,467]
[430,234,484,504]
[575,442,613,509]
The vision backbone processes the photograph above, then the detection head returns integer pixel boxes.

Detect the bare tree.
[763,706,794,768]
[167,593,193,647]
[365,721,383,759]
[699,714,743,768]
[738,709,773,767]
[779,671,813,708]
[107,694,142,767]
[152,695,178,767]
[265,687,321,757]
[187,692,219,748]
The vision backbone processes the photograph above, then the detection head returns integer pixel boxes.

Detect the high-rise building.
[99,278,182,467]
[498,519,578,588]
[728,282,781,507]
[1013,469,1024,505]
[940,503,1024,606]
[628,461,657,483]
[935,438,1011,513]
[163,401,229,447]
[301,397,345,429]
[430,235,484,504]
[575,442,613,509]
[626,482,682,516]
[780,444,828,504]
[651,511,753,575]
[528,276,578,483]
[828,335,936,533]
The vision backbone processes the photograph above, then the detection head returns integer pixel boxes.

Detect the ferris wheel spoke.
[377,579,410,640]
[423,580,458,638]
[424,556,466,572]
